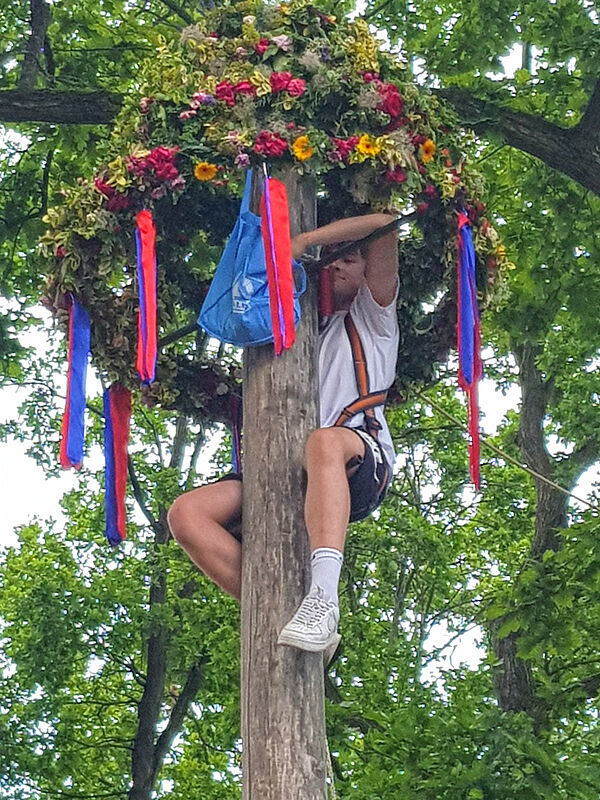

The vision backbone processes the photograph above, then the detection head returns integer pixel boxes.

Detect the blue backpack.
[197,170,305,347]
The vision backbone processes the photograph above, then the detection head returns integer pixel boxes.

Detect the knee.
[304,427,346,466]
[167,494,198,546]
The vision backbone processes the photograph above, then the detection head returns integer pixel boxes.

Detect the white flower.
[271,34,292,52]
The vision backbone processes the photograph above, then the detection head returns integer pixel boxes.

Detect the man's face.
[330,249,367,309]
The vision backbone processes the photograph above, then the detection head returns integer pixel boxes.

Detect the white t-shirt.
[319,283,399,470]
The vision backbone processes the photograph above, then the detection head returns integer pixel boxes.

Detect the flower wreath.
[40,0,512,418]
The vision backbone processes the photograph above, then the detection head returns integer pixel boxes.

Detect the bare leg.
[303,427,365,553]
[167,480,242,601]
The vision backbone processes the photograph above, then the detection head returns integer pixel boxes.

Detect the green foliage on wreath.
[39,0,512,417]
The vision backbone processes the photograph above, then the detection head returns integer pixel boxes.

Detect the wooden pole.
[241,169,327,799]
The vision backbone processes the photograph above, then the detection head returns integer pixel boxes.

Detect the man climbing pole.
[167,212,399,658]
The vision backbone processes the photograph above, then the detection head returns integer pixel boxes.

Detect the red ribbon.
[259,177,295,355]
[104,384,131,545]
[135,209,157,383]
[319,266,334,316]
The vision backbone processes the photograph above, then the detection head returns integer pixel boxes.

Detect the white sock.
[310,547,343,605]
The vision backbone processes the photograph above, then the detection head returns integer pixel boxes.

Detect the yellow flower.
[496,244,506,259]
[419,139,436,163]
[292,135,314,161]
[356,134,381,158]
[194,161,217,181]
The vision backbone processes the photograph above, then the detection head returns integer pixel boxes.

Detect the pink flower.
[151,185,167,199]
[286,78,306,97]
[255,38,269,55]
[235,152,251,168]
[105,193,131,212]
[423,184,438,198]
[377,83,402,118]
[170,175,186,190]
[330,135,359,161]
[416,202,429,216]
[215,81,236,106]
[271,34,292,52]
[269,71,292,92]
[253,131,289,157]
[384,167,406,183]
[94,177,113,196]
[179,109,197,120]
[234,80,257,97]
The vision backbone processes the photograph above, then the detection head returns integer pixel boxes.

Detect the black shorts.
[217,427,391,530]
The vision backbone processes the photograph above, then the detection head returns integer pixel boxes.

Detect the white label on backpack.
[232,276,259,314]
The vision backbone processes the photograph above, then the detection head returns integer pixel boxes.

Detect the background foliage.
[1,0,599,798]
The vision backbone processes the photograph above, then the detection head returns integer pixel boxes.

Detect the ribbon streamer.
[135,209,157,383]
[103,384,131,545]
[59,298,90,470]
[457,211,482,488]
[259,176,295,355]
[319,265,334,317]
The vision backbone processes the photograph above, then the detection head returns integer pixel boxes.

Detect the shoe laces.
[294,589,333,626]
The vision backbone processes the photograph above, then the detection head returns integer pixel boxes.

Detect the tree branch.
[576,74,600,138]
[0,89,121,124]
[439,87,600,196]
[152,0,194,25]
[127,455,161,535]
[18,0,51,90]
[169,413,188,471]
[152,656,207,772]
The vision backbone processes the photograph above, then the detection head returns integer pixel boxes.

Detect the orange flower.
[291,135,314,161]
[419,139,436,163]
[194,161,217,181]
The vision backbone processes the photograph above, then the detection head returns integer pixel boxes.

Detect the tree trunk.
[241,169,327,799]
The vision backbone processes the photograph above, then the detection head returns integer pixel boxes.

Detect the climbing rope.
[414,388,599,514]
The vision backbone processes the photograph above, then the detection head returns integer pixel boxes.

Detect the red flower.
[377,83,402,118]
[55,245,67,259]
[269,71,292,92]
[384,167,407,184]
[423,184,438,198]
[253,130,289,157]
[234,80,257,97]
[412,134,427,146]
[94,177,114,196]
[105,193,131,212]
[255,38,269,55]
[362,72,378,83]
[146,146,179,181]
[286,77,306,97]
[215,81,236,106]
[416,202,429,216]
[330,136,359,161]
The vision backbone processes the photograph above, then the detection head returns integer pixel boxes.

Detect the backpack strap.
[334,314,388,439]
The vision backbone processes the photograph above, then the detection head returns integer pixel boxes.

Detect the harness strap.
[334,314,388,440]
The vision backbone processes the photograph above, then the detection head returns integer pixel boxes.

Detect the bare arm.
[291,213,399,306]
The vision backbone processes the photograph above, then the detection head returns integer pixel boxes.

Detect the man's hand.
[290,232,308,260]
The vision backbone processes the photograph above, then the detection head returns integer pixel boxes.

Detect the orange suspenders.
[333,314,388,440]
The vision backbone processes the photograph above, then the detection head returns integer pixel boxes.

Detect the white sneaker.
[277,586,340,653]
[324,633,342,667]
